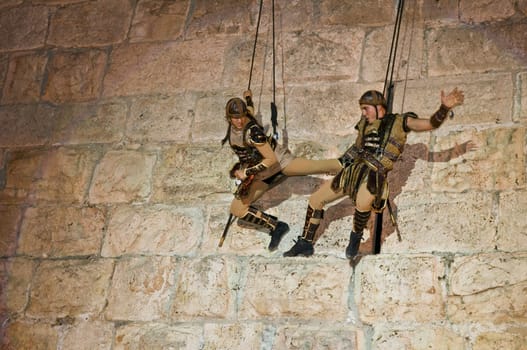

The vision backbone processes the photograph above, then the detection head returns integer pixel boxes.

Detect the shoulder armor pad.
[247,123,267,145]
[402,112,418,132]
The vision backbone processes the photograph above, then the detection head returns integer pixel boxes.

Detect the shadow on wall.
[251,140,476,254]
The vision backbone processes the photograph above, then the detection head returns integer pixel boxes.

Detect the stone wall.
[1,0,526,349]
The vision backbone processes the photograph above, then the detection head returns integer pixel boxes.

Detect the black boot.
[239,206,289,251]
[283,237,314,257]
[345,210,370,259]
[268,221,289,251]
[283,205,323,257]
[345,231,363,258]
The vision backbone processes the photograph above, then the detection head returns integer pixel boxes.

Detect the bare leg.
[282,158,342,176]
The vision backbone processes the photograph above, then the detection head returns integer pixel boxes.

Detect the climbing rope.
[383,0,406,113]
[247,0,280,140]
[373,0,406,254]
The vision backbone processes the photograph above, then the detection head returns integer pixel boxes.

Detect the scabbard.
[219,213,235,247]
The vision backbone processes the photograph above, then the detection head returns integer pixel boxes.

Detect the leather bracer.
[430,104,450,129]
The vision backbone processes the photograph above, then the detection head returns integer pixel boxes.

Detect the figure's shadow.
[252,140,476,254]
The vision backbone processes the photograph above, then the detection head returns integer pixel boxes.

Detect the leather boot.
[239,206,289,251]
[345,231,363,258]
[345,209,370,259]
[283,205,323,257]
[283,237,314,257]
[268,221,289,251]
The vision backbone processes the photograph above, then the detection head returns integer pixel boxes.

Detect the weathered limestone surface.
[51,101,127,145]
[114,323,201,350]
[2,52,48,104]
[102,205,203,257]
[105,256,175,321]
[1,0,526,349]
[89,150,157,204]
[27,259,114,318]
[102,40,228,97]
[42,50,108,104]
[18,205,105,257]
[355,255,446,323]
[129,0,189,42]
[0,6,48,51]
[47,0,133,47]
[240,257,352,320]
[128,94,196,143]
[0,206,21,257]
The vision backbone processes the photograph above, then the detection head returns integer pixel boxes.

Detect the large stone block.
[355,255,445,323]
[88,150,157,204]
[2,320,58,350]
[1,147,100,204]
[114,323,202,350]
[129,0,189,42]
[460,0,515,23]
[423,0,459,25]
[0,105,55,148]
[0,0,23,9]
[0,205,21,257]
[497,191,527,251]
[27,258,114,318]
[473,330,527,350]
[431,127,525,191]
[42,50,108,104]
[239,257,352,320]
[2,258,33,315]
[151,144,233,203]
[518,72,527,120]
[391,74,513,126]
[285,82,365,143]
[192,90,240,143]
[105,256,176,321]
[274,323,358,349]
[184,0,252,38]
[0,6,48,52]
[102,205,203,257]
[362,23,425,83]
[447,252,527,324]
[202,323,264,350]
[384,191,495,254]
[61,320,114,350]
[170,256,236,320]
[0,54,7,93]
[18,205,105,258]
[370,324,466,349]
[428,23,527,76]
[103,39,227,97]
[127,94,196,143]
[1,52,47,104]
[51,100,126,145]
[220,37,277,94]
[282,28,363,84]
[319,0,394,26]
[47,0,133,47]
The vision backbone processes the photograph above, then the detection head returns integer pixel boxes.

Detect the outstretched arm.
[406,88,465,132]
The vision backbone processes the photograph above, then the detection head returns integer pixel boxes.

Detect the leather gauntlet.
[430,104,450,129]
[245,163,267,176]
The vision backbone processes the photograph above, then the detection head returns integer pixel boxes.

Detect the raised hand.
[441,87,464,109]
